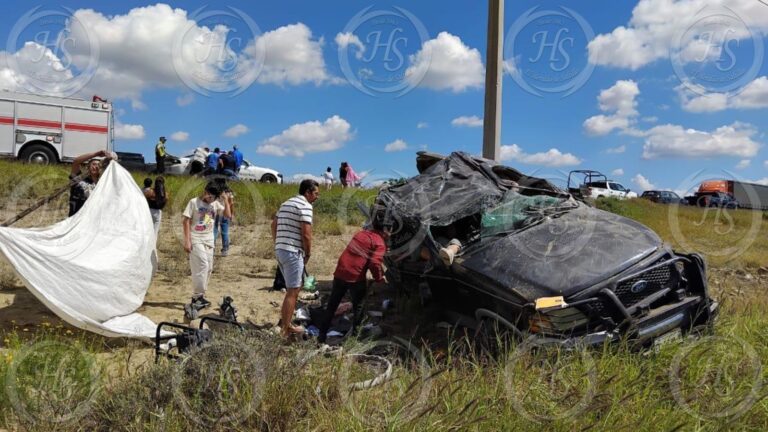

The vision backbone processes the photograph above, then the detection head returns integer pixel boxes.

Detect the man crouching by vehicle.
[272,179,319,338]
[318,211,390,344]
[182,181,232,310]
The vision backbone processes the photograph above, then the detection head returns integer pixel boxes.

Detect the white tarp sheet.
[0,162,160,339]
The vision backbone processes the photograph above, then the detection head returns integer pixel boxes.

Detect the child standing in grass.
[182,181,232,308]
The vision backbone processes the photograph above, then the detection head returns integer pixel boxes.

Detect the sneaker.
[221,249,229,257]
[192,296,211,309]
[439,247,455,266]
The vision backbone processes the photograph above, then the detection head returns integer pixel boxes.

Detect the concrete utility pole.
[482,0,504,161]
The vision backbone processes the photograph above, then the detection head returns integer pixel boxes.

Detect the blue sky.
[1,0,767,193]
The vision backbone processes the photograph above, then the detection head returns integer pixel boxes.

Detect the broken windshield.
[481,191,577,237]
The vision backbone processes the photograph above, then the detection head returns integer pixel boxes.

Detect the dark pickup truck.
[116,152,153,173]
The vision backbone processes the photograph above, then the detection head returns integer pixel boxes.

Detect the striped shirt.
[275,195,313,253]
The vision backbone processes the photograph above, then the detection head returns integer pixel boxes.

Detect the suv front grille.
[613,263,674,307]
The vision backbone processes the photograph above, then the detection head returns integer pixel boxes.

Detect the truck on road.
[0,90,113,164]
[688,180,768,210]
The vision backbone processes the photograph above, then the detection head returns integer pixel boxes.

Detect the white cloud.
[451,115,483,128]
[384,139,409,152]
[583,80,640,136]
[606,145,627,154]
[170,131,189,142]
[754,177,768,186]
[633,174,656,191]
[642,116,658,123]
[736,159,751,169]
[503,59,518,76]
[114,122,145,140]
[243,23,336,86]
[678,77,768,112]
[500,144,582,167]
[257,115,353,157]
[588,0,768,70]
[612,168,625,176]
[0,43,75,95]
[289,173,325,184]
[642,122,761,159]
[764,160,768,169]
[176,93,194,107]
[0,5,336,105]
[224,124,249,138]
[417,122,429,129]
[335,32,365,59]
[405,32,485,92]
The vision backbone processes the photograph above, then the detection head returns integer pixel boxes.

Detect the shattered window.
[481,191,573,237]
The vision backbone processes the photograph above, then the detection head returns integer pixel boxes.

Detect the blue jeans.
[214,216,230,252]
[222,169,239,180]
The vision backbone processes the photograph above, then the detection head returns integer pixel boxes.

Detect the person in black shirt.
[68,150,113,217]
[219,151,238,179]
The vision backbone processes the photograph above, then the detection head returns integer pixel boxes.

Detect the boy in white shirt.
[322,166,334,190]
[182,182,232,308]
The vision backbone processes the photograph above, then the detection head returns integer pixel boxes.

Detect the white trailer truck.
[0,90,113,164]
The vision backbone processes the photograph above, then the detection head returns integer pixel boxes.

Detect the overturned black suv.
[374,152,718,348]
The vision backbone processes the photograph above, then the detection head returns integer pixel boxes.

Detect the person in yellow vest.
[155,136,167,174]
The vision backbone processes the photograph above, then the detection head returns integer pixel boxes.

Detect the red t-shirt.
[333,230,387,283]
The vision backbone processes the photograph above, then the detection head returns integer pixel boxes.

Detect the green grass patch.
[0,160,377,227]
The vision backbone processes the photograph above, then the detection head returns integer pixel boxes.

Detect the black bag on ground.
[272,267,286,291]
[176,328,213,354]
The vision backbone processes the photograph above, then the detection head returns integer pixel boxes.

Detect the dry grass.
[596,198,768,268]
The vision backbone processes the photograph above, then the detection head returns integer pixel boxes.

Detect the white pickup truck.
[583,180,637,200]
[567,170,637,200]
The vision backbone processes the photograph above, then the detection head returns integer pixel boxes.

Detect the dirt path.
[0,212,358,344]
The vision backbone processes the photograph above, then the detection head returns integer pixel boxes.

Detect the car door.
[609,182,624,198]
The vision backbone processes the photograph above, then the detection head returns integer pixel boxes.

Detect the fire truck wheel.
[20,144,56,165]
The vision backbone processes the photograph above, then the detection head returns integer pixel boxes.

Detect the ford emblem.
[630,280,649,294]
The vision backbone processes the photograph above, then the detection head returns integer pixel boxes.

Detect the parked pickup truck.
[115,152,153,172]
[567,170,637,200]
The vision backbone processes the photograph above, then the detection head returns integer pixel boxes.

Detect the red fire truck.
[0,90,113,164]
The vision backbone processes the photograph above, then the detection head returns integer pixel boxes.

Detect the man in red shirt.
[318,214,389,343]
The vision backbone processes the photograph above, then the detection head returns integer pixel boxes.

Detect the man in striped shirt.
[272,179,320,337]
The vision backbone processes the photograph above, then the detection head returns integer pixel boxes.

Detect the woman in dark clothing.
[339,162,349,188]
